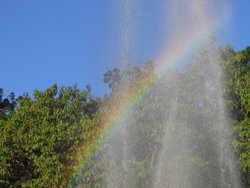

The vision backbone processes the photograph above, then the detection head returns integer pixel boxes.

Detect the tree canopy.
[0,45,249,187]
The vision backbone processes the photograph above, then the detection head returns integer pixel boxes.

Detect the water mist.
[104,0,242,187]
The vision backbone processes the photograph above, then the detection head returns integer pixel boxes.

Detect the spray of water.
[153,44,242,188]
[105,1,135,187]
[104,0,242,187]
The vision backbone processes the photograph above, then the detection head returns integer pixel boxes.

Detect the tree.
[222,46,250,186]
[0,84,100,187]
[0,89,17,119]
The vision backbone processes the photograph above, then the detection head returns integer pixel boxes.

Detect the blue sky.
[0,0,249,97]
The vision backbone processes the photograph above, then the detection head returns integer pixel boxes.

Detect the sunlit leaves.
[0,84,100,187]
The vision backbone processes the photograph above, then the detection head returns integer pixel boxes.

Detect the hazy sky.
[0,0,249,97]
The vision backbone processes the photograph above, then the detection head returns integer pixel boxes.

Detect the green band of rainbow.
[67,1,231,186]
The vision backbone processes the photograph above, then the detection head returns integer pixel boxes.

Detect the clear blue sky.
[0,0,249,97]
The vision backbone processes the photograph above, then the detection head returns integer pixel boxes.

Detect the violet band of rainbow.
[67,1,231,185]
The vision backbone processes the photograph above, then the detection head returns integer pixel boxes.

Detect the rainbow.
[66,1,231,186]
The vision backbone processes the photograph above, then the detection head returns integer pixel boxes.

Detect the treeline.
[0,44,249,187]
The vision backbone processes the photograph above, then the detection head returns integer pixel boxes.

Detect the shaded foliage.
[0,89,17,120]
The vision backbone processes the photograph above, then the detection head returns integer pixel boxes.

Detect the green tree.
[98,44,248,187]
[0,84,100,187]
[222,46,250,186]
[0,89,17,119]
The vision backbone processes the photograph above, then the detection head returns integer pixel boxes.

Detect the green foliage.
[0,45,249,187]
[0,84,100,187]
[98,44,249,187]
[0,89,17,120]
[221,46,250,185]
